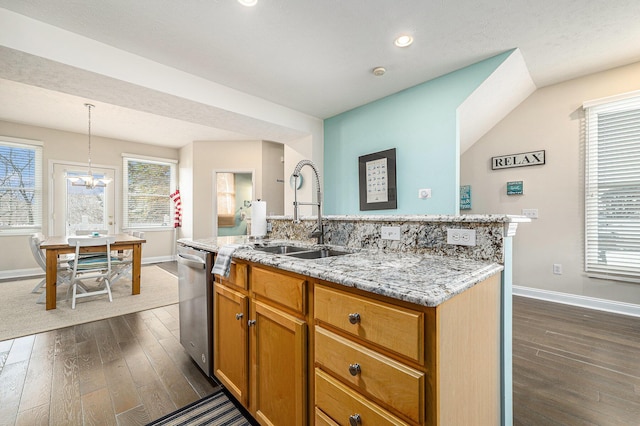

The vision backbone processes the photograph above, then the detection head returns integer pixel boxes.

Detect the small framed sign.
[507,181,524,195]
[460,185,471,210]
[358,148,397,211]
[492,150,545,170]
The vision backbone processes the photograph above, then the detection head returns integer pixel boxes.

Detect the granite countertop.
[180,236,503,307]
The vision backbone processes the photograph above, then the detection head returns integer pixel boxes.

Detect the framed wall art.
[358,148,397,211]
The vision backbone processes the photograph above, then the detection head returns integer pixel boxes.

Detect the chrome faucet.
[292,159,324,244]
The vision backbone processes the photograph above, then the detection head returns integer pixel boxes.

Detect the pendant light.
[68,103,112,188]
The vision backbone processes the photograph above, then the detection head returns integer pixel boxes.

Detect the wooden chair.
[109,231,144,286]
[67,236,121,309]
[29,233,71,304]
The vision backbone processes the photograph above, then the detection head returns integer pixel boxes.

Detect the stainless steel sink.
[285,248,350,259]
[252,244,309,255]
[252,244,351,259]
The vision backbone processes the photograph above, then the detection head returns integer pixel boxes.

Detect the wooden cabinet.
[313,274,501,426]
[214,263,308,425]
[215,258,501,426]
[250,299,307,425]
[213,282,249,405]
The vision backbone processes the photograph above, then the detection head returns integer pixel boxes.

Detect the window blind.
[585,94,640,281]
[0,138,42,232]
[123,156,176,228]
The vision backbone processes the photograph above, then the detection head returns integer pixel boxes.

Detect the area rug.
[147,389,253,426]
[0,265,178,342]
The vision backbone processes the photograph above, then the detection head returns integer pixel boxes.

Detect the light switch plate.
[522,209,538,219]
[381,226,401,240]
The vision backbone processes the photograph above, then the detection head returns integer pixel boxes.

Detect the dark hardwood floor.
[513,296,640,426]
[2,264,640,425]
[0,262,219,426]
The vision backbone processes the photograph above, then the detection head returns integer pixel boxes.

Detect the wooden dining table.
[40,234,146,310]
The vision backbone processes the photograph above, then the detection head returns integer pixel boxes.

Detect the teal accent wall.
[324,51,512,215]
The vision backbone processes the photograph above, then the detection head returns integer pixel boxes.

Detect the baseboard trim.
[513,285,640,318]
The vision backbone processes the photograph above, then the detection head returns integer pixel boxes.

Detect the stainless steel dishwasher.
[177,244,214,377]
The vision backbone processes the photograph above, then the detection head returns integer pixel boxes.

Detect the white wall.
[261,141,285,215]
[183,140,289,240]
[0,120,179,276]
[461,61,640,305]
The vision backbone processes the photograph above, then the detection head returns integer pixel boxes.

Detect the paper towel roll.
[251,200,267,236]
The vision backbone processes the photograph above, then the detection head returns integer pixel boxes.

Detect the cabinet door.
[213,283,249,405]
[250,300,307,426]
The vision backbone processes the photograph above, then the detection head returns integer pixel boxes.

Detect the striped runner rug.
[147,390,253,426]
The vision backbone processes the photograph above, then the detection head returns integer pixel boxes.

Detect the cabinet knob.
[348,414,362,426]
[248,320,256,327]
[348,313,361,324]
[235,313,243,320]
[348,363,361,376]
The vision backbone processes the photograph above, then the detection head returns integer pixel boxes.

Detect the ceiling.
[1,0,639,148]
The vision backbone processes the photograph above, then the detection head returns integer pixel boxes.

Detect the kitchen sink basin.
[252,244,310,255]
[252,244,351,259]
[285,248,350,259]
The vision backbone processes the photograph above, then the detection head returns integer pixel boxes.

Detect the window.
[584,91,640,282]
[0,137,42,233]
[123,155,176,229]
[217,172,236,227]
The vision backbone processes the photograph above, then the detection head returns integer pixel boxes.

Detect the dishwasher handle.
[177,253,206,270]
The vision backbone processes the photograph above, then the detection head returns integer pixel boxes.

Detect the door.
[250,299,307,426]
[214,283,249,406]
[52,162,116,236]
[214,171,254,238]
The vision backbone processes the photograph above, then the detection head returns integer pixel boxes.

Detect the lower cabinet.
[215,262,501,426]
[251,300,307,425]
[213,265,308,425]
[213,283,249,405]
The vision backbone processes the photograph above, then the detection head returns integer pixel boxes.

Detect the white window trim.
[0,136,43,236]
[122,155,177,230]
[584,91,640,282]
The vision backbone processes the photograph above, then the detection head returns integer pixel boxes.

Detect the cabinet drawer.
[315,407,339,426]
[251,267,306,313]
[218,261,248,290]
[315,327,424,424]
[315,368,410,426]
[315,285,424,363]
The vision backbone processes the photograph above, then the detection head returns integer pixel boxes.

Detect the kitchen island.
[179,214,527,425]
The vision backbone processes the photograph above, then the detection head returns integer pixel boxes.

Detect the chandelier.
[68,103,112,188]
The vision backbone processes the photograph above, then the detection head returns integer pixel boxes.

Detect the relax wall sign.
[491,150,545,170]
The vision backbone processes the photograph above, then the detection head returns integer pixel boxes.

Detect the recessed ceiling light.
[394,35,414,47]
[238,0,257,6]
[372,67,386,76]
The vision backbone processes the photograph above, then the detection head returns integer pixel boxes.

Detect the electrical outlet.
[381,226,401,240]
[553,264,562,275]
[522,209,538,219]
[418,188,432,199]
[446,228,476,246]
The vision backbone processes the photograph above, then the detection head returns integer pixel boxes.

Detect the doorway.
[214,171,254,238]
[51,162,116,236]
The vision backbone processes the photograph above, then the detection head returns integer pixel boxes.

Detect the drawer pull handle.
[235,313,243,320]
[348,363,361,376]
[349,414,362,426]
[348,313,361,324]
[248,320,256,327]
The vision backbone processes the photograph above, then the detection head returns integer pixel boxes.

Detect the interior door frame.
[212,169,255,239]
[48,159,120,236]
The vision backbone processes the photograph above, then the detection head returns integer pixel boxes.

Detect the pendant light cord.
[85,103,94,176]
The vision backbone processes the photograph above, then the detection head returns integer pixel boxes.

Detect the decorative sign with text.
[460,185,472,210]
[507,181,524,195]
[491,150,545,170]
